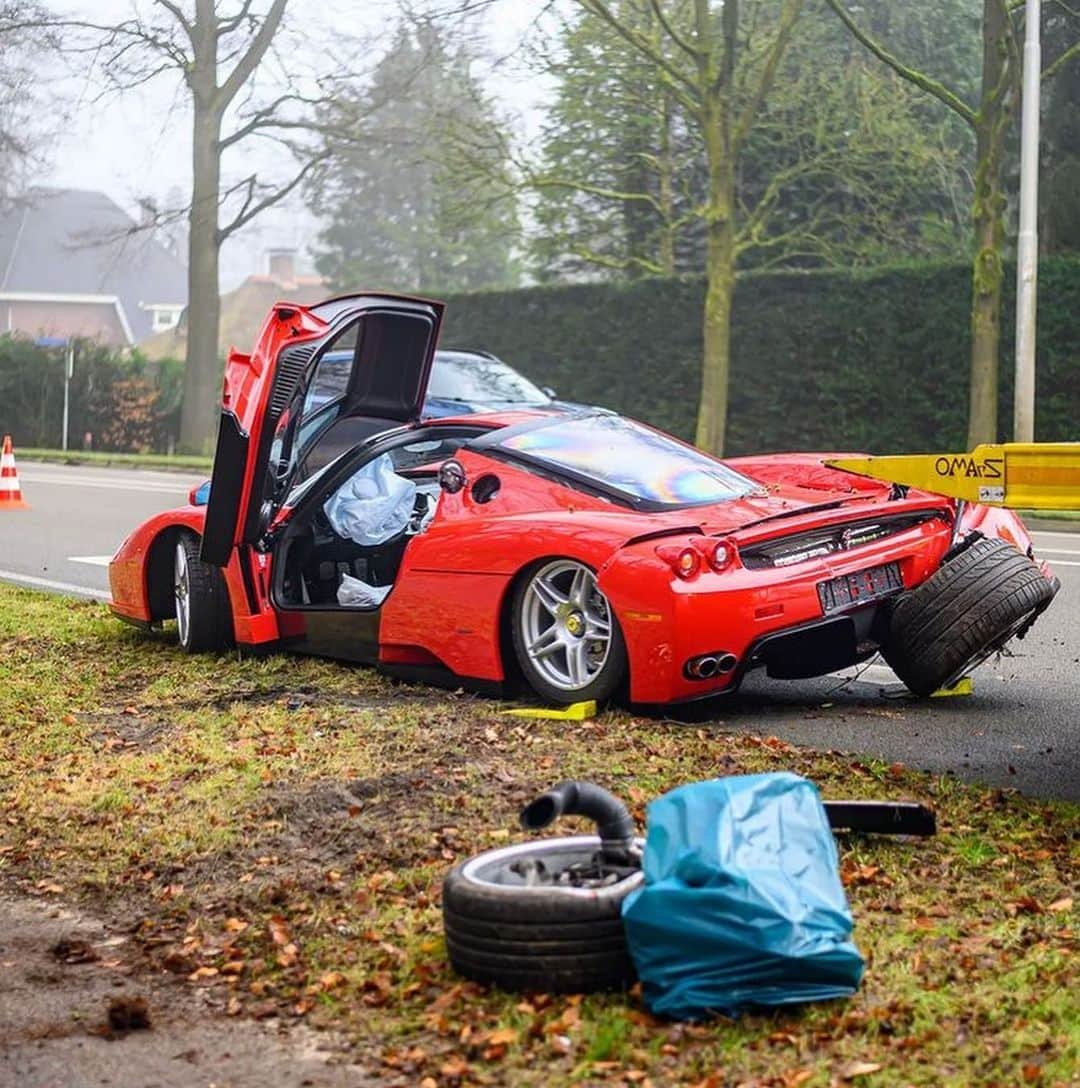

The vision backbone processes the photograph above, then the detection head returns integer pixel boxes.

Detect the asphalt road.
[1,461,1077,802]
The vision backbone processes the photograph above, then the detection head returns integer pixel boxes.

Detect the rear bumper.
[609,517,953,704]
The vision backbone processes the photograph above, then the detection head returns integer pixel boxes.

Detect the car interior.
[273,432,473,610]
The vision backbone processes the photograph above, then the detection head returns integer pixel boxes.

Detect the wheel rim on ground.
[519,560,612,693]
[174,539,190,646]
[459,836,644,893]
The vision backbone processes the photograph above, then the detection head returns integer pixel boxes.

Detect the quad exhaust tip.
[685,652,738,680]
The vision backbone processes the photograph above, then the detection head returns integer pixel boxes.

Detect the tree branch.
[217,152,326,240]
[218,0,256,35]
[156,0,193,44]
[647,0,701,60]
[568,246,667,276]
[216,0,288,112]
[529,175,664,215]
[825,0,977,126]
[219,91,316,148]
[576,0,701,104]
[1043,39,1080,81]
[733,0,803,154]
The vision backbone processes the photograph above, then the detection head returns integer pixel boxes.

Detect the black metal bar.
[823,800,936,837]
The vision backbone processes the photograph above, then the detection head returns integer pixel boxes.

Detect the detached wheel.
[174,533,232,653]
[511,559,627,705]
[442,836,641,993]
[883,537,1057,696]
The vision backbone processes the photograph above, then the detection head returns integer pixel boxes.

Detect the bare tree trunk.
[966,0,1009,450]
[178,102,223,454]
[695,97,735,456]
[658,90,675,276]
[968,131,1004,449]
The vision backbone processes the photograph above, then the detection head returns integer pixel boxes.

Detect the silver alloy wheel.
[460,836,644,894]
[519,560,612,693]
[174,539,190,647]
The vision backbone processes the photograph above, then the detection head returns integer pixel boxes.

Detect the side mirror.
[438,459,467,494]
[189,480,211,506]
[542,386,557,400]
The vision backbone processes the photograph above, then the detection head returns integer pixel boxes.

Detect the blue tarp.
[622,773,864,1020]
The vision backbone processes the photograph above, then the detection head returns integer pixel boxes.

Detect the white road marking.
[1040,547,1080,556]
[1048,559,1080,567]
[0,569,107,600]
[68,555,113,567]
[17,471,187,495]
[1031,530,1080,540]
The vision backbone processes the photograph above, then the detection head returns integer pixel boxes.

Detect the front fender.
[109,507,207,623]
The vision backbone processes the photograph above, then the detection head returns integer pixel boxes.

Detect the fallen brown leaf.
[841,1060,883,1080]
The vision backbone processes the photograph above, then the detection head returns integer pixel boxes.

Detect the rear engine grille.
[739,512,945,570]
[267,343,317,421]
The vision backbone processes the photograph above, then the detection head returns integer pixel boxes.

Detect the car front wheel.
[511,558,627,705]
[174,533,232,654]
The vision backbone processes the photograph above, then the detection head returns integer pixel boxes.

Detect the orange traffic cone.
[0,434,29,509]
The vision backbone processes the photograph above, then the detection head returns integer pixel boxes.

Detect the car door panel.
[201,294,445,568]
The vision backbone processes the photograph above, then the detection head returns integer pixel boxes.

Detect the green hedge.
[0,339,183,453]
[441,258,1080,454]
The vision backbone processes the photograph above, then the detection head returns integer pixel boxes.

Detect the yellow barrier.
[827,443,1080,511]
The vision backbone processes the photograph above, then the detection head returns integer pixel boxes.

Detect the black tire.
[174,532,233,654]
[442,836,641,993]
[510,558,628,705]
[882,537,1057,696]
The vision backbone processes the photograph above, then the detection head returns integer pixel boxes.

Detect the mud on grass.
[1,585,1077,1087]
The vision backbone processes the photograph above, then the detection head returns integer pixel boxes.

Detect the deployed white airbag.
[336,573,392,608]
[323,453,416,546]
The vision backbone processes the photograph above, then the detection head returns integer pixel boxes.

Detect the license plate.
[817,561,903,614]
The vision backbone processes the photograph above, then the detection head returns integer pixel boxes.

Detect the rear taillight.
[656,539,736,579]
[656,543,701,579]
[708,538,736,571]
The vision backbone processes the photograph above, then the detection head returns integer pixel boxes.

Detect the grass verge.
[17,448,212,472]
[0,585,1076,1087]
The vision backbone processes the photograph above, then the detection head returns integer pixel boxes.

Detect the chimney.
[267,248,296,285]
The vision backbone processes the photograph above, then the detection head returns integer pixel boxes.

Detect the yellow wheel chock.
[501,700,598,721]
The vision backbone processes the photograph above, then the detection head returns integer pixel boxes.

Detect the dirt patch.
[0,895,372,1087]
[86,712,179,751]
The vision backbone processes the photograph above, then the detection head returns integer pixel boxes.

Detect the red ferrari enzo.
[109,292,1058,705]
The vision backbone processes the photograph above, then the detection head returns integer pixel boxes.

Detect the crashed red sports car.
[109,292,1058,705]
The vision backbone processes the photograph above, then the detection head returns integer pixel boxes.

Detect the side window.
[302,323,359,420]
[389,435,470,474]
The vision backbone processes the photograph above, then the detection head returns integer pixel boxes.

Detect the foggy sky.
[44,0,549,289]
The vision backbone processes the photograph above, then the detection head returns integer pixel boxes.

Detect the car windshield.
[428,352,550,406]
[496,414,760,507]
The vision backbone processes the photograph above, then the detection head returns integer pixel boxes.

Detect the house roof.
[0,187,186,343]
[139,273,328,361]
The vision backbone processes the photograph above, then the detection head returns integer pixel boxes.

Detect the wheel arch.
[145,525,186,621]
[145,522,239,624]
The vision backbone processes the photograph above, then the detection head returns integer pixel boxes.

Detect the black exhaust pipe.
[520,780,636,861]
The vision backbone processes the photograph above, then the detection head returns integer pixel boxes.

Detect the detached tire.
[442,836,641,993]
[883,537,1057,696]
[174,533,232,654]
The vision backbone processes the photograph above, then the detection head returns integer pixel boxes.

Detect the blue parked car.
[423,350,573,417]
[188,350,583,506]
